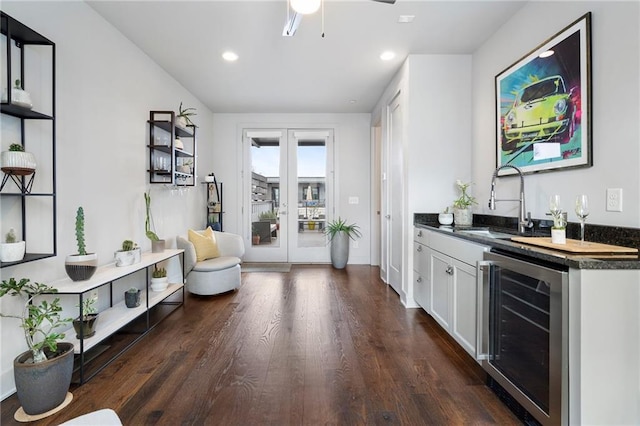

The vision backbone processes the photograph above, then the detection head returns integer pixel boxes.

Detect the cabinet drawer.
[414,227,429,245]
[430,231,488,266]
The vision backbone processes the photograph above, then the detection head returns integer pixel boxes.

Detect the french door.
[243,128,334,263]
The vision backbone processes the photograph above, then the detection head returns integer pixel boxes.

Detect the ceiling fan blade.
[370,0,396,3]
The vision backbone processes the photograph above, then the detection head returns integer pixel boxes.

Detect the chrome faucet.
[488,165,533,234]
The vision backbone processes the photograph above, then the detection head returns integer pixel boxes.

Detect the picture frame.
[495,12,592,175]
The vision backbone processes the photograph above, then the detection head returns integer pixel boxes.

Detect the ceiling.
[87,0,527,114]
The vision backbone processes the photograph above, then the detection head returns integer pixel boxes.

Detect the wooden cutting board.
[510,237,638,254]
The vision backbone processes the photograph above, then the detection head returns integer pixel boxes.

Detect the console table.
[46,249,185,384]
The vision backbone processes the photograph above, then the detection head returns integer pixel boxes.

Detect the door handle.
[476,260,493,361]
[417,245,422,252]
[385,215,391,219]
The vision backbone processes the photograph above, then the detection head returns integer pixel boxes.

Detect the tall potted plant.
[452,179,477,227]
[65,207,98,281]
[0,278,73,417]
[144,191,165,253]
[325,217,362,269]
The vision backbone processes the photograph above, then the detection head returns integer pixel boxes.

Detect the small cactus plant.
[121,240,136,251]
[5,229,17,244]
[9,143,24,152]
[127,287,139,293]
[75,207,87,255]
[152,265,167,278]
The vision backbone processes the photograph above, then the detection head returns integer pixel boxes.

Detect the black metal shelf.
[0,12,57,269]
[148,111,196,186]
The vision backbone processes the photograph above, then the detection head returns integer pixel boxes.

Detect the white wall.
[0,1,213,399]
[211,113,372,264]
[472,1,640,227]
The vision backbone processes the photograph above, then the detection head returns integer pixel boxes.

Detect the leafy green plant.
[452,180,477,209]
[152,265,167,278]
[121,240,136,251]
[77,292,98,320]
[550,210,567,230]
[177,102,197,127]
[9,143,24,152]
[0,278,71,363]
[75,206,87,255]
[127,287,139,293]
[14,79,21,89]
[144,191,160,241]
[5,228,17,243]
[259,210,277,220]
[325,217,362,242]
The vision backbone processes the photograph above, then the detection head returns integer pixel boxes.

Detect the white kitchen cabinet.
[413,228,431,311]
[427,231,488,359]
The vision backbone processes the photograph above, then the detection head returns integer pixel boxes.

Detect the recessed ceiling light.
[349,99,357,104]
[380,51,396,61]
[222,51,239,62]
[539,50,555,58]
[398,15,415,23]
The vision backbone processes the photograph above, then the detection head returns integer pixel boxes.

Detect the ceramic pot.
[438,213,454,226]
[151,239,165,253]
[114,247,141,267]
[1,241,26,262]
[453,208,473,227]
[65,253,98,281]
[330,232,350,269]
[13,343,73,415]
[150,277,168,292]
[73,314,99,339]
[1,151,36,175]
[551,228,566,244]
[125,289,141,308]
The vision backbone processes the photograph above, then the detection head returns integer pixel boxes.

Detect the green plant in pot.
[176,101,197,129]
[1,142,36,177]
[150,265,168,292]
[73,292,98,339]
[65,207,98,281]
[452,179,477,227]
[1,228,26,263]
[144,191,165,253]
[124,287,141,308]
[114,239,141,267]
[0,278,74,417]
[325,217,362,269]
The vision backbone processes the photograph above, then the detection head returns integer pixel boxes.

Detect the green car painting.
[502,75,576,150]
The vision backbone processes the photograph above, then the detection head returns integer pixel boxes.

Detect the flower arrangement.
[452,180,477,209]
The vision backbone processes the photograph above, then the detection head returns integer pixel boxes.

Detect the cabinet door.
[430,250,451,330]
[413,242,430,311]
[451,259,477,358]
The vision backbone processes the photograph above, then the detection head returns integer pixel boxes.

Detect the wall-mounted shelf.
[0,12,57,268]
[147,111,196,186]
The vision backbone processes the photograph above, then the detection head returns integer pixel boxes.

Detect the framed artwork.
[496,13,592,175]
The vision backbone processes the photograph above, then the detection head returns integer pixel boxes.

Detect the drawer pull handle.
[446,266,454,275]
[417,246,422,252]
[417,230,423,237]
[417,276,422,283]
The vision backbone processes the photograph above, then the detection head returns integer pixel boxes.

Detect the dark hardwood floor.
[1,265,519,425]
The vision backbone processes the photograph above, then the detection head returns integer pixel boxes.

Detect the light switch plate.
[348,196,359,205]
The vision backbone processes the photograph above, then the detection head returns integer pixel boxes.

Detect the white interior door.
[388,94,403,294]
[243,128,333,263]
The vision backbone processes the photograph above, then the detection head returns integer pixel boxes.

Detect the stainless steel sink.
[455,228,515,239]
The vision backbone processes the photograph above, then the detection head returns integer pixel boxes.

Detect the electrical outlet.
[606,188,623,212]
[352,240,359,249]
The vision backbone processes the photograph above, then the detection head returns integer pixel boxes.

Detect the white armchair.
[176,230,245,295]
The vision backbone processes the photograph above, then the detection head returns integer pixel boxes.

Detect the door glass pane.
[297,139,326,248]
[250,137,280,247]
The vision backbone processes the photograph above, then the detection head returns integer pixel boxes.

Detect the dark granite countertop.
[414,213,640,270]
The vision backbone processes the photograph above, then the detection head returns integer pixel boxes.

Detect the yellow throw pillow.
[188,227,220,262]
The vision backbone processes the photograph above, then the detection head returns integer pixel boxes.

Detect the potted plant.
[144,191,165,253]
[72,292,98,339]
[325,217,362,269]
[1,143,36,177]
[438,207,454,226]
[150,265,168,292]
[2,79,33,109]
[0,278,74,416]
[114,239,141,267]
[452,179,477,227]
[549,196,567,244]
[176,102,197,130]
[124,287,141,308]
[1,228,26,262]
[251,225,260,246]
[65,207,98,281]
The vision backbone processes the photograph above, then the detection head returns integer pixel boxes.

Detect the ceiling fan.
[283,0,396,37]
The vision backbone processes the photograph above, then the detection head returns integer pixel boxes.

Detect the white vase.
[551,228,566,244]
[453,208,473,227]
[150,277,169,292]
[114,247,142,267]
[438,213,453,226]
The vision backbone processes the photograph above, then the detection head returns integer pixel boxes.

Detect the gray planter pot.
[13,342,74,415]
[65,253,98,281]
[72,313,99,339]
[125,289,141,308]
[330,232,350,269]
[151,239,165,253]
